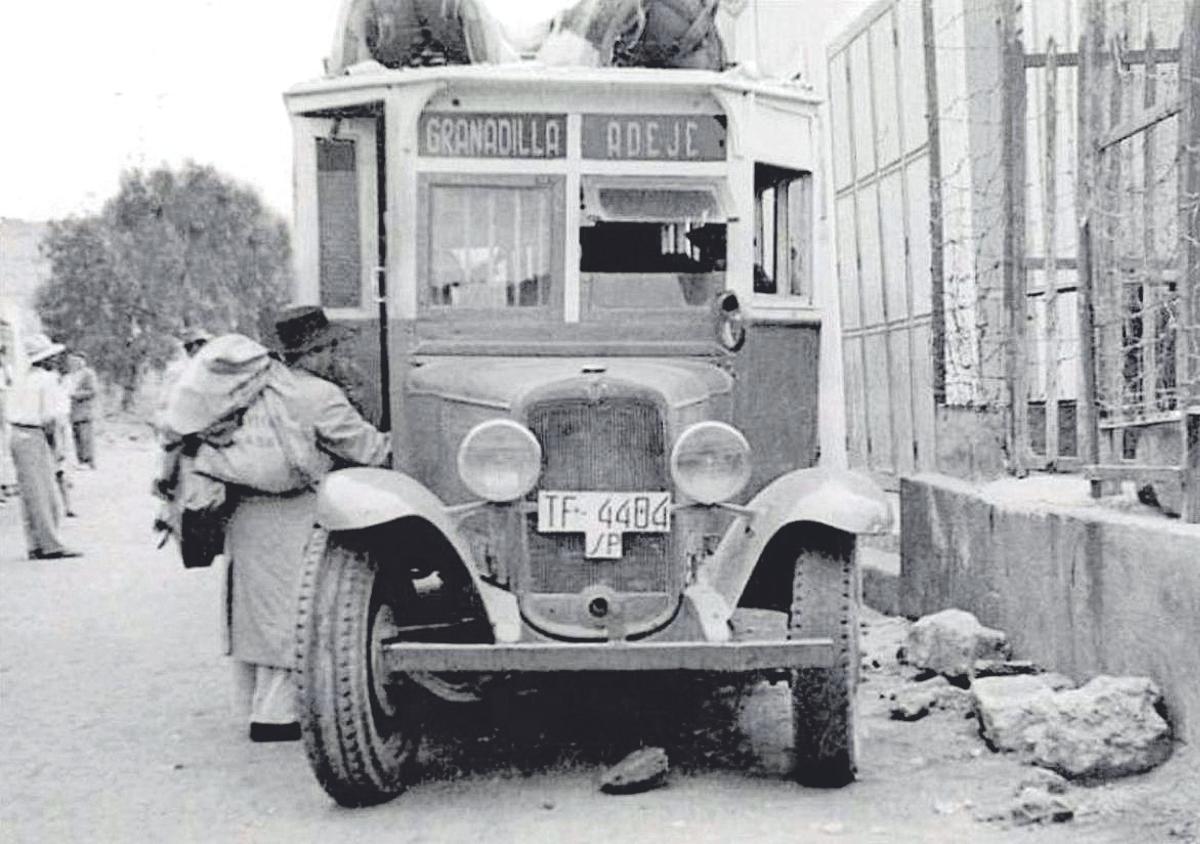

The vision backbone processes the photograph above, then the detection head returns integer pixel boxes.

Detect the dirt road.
[1,434,1196,843]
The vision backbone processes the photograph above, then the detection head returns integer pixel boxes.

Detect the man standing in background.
[65,353,98,469]
[6,334,81,559]
[0,334,15,503]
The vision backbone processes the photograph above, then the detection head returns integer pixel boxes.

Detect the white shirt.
[6,367,61,427]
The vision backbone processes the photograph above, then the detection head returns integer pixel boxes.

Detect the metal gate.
[1071,0,1200,519]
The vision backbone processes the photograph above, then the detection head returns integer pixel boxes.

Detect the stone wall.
[900,473,1200,742]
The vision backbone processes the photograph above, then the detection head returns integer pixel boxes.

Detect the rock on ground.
[888,676,972,721]
[904,609,1010,680]
[1029,676,1173,780]
[974,660,1042,678]
[599,747,669,794]
[975,675,1173,780]
[975,784,1074,827]
[1016,768,1070,796]
[1009,786,1075,826]
[973,674,1077,751]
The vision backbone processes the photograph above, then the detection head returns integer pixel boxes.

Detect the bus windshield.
[579,182,727,311]
[425,180,556,310]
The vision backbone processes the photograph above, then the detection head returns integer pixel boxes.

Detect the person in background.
[0,337,15,503]
[65,352,98,469]
[181,327,212,359]
[48,365,75,518]
[224,306,389,742]
[6,334,81,559]
[155,327,213,433]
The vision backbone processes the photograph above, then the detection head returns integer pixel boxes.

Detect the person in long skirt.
[224,307,389,742]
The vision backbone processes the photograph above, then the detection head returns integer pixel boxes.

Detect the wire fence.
[1081,0,1199,432]
[999,0,1199,480]
[827,0,1197,500]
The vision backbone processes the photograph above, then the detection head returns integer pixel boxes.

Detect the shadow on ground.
[405,672,791,783]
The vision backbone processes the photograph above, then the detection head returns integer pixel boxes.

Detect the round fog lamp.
[457,419,542,502]
[670,422,752,505]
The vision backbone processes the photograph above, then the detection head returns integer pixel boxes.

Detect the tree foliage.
[37,163,292,403]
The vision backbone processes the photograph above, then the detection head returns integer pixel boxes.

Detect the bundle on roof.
[331,0,509,71]
[328,0,724,73]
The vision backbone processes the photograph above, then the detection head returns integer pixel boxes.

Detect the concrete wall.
[901,474,1200,742]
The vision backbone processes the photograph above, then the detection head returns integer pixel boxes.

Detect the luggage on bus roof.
[329,0,724,73]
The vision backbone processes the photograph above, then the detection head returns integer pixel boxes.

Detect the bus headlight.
[669,422,752,505]
[457,419,542,502]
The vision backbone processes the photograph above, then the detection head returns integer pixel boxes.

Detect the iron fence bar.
[1043,38,1061,463]
[922,0,947,407]
[1003,0,1030,475]
[1141,32,1160,418]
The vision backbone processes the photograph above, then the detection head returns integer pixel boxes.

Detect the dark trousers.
[72,419,94,466]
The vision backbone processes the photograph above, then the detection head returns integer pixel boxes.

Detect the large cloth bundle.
[162,336,324,495]
[327,0,724,72]
[160,334,272,438]
[538,0,723,69]
[615,0,724,69]
[192,378,324,495]
[156,335,329,568]
[331,0,518,71]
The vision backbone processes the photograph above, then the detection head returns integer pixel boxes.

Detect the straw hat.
[25,333,66,365]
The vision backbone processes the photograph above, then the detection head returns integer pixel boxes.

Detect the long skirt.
[9,426,67,556]
[223,490,317,724]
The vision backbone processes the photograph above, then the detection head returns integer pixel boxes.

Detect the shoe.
[249,722,301,742]
[36,549,83,560]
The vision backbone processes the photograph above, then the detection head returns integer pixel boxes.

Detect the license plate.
[537,491,671,559]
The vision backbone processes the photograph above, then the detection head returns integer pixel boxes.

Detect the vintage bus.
[285,0,891,807]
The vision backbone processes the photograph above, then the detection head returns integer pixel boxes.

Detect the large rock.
[973,673,1076,751]
[904,609,1011,679]
[975,675,1173,780]
[599,747,669,794]
[1029,676,1173,779]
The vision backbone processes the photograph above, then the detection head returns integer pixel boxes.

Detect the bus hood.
[407,356,733,412]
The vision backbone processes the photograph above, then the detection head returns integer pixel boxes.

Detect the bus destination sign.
[420,112,566,159]
[582,114,725,161]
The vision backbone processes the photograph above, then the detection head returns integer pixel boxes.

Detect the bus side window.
[317,137,363,309]
[753,164,813,301]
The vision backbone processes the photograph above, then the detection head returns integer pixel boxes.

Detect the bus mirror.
[713,291,746,352]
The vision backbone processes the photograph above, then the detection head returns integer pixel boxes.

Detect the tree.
[37,163,292,406]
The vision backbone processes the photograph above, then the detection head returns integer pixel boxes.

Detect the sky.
[0,0,870,224]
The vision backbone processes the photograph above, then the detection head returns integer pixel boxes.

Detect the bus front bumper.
[380,638,835,674]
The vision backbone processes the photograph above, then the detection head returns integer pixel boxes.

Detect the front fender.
[316,467,520,642]
[318,467,459,533]
[699,467,892,607]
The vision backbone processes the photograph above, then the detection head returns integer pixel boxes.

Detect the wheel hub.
[370,604,401,717]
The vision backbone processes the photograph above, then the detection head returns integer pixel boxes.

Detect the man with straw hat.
[6,333,81,559]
